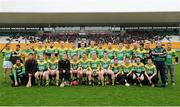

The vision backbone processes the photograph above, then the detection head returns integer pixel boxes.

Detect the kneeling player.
[45,53,59,86]
[10,59,26,86]
[121,57,133,86]
[132,56,145,87]
[89,53,100,85]
[35,55,47,86]
[110,58,121,86]
[79,53,90,84]
[144,58,159,87]
[100,52,112,86]
[70,54,80,81]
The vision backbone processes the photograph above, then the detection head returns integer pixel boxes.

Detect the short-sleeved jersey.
[87,47,97,58]
[97,48,105,59]
[106,48,115,60]
[121,63,133,74]
[35,47,45,59]
[58,47,67,60]
[37,60,48,72]
[100,58,111,70]
[115,48,125,61]
[135,48,146,60]
[2,49,12,61]
[132,62,145,74]
[13,63,25,73]
[48,58,58,70]
[144,64,157,75]
[89,58,100,71]
[78,47,88,58]
[79,58,89,70]
[70,60,80,70]
[166,49,176,65]
[124,48,133,58]
[68,48,78,59]
[110,63,121,73]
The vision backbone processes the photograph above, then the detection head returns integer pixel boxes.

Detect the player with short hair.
[70,54,80,81]
[45,53,59,86]
[144,58,159,87]
[132,56,145,87]
[35,55,48,86]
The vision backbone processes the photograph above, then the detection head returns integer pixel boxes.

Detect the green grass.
[0,53,180,106]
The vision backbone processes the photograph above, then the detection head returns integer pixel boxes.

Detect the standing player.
[97,42,105,59]
[144,41,152,64]
[45,53,59,86]
[22,44,34,62]
[45,41,58,59]
[124,42,133,61]
[78,42,87,59]
[68,43,78,59]
[2,43,12,81]
[165,42,177,85]
[89,53,100,85]
[132,56,145,87]
[58,41,67,60]
[121,57,133,86]
[35,55,48,86]
[144,58,158,87]
[106,42,115,63]
[87,40,97,58]
[35,42,45,60]
[115,42,125,64]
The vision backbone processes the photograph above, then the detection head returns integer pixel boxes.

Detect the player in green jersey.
[97,42,105,59]
[87,40,97,58]
[99,52,112,86]
[78,53,90,83]
[115,42,125,64]
[45,42,58,59]
[68,43,78,59]
[2,44,13,81]
[45,53,59,86]
[106,42,115,63]
[22,44,34,61]
[70,54,80,81]
[35,55,48,86]
[78,42,88,59]
[165,42,177,85]
[58,41,67,60]
[132,56,145,87]
[89,53,100,85]
[144,58,158,87]
[34,42,45,60]
[121,57,133,86]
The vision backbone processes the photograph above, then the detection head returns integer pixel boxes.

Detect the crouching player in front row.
[120,57,133,87]
[79,53,91,84]
[132,56,145,87]
[35,55,47,86]
[89,53,100,86]
[109,58,121,86]
[100,52,113,86]
[144,58,159,87]
[45,53,59,86]
[10,59,26,86]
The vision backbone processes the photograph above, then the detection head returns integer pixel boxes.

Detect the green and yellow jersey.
[106,48,115,60]
[2,49,12,61]
[132,62,145,74]
[166,49,177,65]
[37,60,48,72]
[124,47,133,58]
[144,64,157,75]
[78,47,88,58]
[21,49,34,61]
[87,47,97,58]
[136,48,146,60]
[79,58,89,70]
[115,48,125,61]
[121,63,133,74]
[35,47,45,60]
[12,63,25,73]
[110,63,121,73]
[68,48,78,59]
[70,60,80,70]
[97,48,105,59]
[48,58,58,70]
[58,47,67,60]
[100,58,111,70]
[89,58,100,71]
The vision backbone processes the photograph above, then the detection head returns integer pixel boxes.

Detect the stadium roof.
[0,12,179,27]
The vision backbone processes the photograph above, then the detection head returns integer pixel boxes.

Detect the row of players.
[2,40,177,87]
